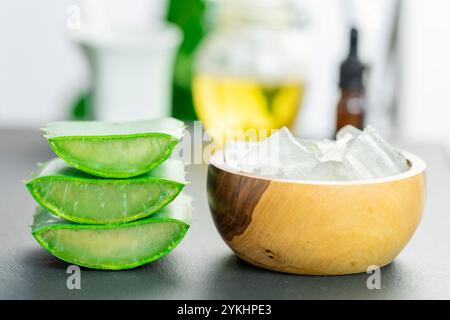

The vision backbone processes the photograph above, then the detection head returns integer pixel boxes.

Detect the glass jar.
[193,0,309,145]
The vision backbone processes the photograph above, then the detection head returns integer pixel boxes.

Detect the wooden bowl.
[207,151,426,275]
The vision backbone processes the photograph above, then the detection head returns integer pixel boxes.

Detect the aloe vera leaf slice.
[32,194,192,270]
[42,118,185,178]
[26,158,186,224]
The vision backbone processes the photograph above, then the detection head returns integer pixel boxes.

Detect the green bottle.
[166,0,207,120]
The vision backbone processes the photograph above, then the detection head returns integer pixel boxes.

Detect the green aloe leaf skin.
[26,158,187,224]
[32,194,192,270]
[43,118,185,178]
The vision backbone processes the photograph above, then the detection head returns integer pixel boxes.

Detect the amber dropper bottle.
[336,27,366,134]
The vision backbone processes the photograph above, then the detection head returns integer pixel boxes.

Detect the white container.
[73,24,181,121]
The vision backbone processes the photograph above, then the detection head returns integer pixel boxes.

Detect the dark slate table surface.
[1,128,450,299]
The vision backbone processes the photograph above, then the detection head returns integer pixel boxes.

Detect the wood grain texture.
[208,158,426,275]
[207,165,270,241]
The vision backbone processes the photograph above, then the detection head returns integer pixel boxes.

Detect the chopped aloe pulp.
[43,118,184,178]
[32,194,191,270]
[26,158,186,224]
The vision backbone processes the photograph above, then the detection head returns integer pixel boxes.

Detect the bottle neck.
[340,88,364,98]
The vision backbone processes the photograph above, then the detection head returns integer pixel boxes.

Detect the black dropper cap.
[339,27,365,91]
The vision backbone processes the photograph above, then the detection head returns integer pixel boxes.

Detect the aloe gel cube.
[26,158,186,224]
[42,118,184,178]
[31,194,192,270]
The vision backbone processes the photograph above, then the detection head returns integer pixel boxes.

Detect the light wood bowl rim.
[210,150,426,186]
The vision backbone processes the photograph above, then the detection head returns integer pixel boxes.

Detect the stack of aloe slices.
[26,118,191,270]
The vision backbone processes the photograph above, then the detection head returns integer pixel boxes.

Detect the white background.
[0,0,449,150]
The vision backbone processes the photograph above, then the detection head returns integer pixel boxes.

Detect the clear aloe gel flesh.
[42,118,184,178]
[31,194,192,270]
[26,158,186,224]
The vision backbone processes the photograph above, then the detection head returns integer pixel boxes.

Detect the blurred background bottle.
[192,0,309,145]
[167,0,207,121]
[336,27,366,133]
[70,0,182,121]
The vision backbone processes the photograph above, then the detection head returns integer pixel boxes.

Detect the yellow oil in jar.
[193,74,305,146]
